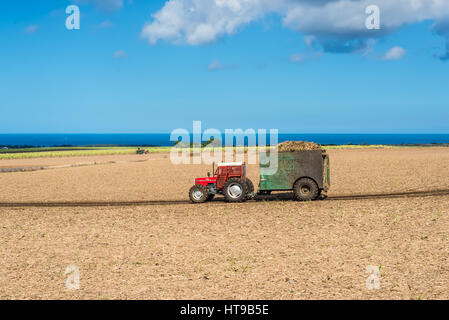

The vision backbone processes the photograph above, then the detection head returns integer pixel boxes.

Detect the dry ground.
[1,148,449,299]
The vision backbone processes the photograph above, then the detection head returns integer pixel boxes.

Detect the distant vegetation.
[173,137,218,148]
[0,143,438,160]
[0,146,170,160]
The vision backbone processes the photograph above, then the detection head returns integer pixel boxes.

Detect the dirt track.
[1,188,449,207]
[1,147,449,299]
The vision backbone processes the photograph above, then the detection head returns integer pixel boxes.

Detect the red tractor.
[189,162,254,203]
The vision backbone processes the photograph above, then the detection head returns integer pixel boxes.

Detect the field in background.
[0,144,413,160]
[0,147,169,159]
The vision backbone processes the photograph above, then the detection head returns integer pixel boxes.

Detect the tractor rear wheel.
[246,178,254,199]
[293,178,319,201]
[189,184,209,203]
[223,178,247,202]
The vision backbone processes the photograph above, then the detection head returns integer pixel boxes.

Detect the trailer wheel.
[293,178,319,201]
[189,184,209,203]
[246,178,254,199]
[223,178,247,202]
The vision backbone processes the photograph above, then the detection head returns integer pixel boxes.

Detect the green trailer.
[257,150,330,201]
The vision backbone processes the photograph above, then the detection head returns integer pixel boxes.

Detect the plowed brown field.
[1,147,449,299]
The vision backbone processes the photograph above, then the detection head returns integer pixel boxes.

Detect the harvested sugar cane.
[277,141,322,152]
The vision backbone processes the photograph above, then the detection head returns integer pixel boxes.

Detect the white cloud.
[383,46,407,60]
[207,60,223,71]
[25,25,38,34]
[206,59,236,71]
[141,0,275,45]
[113,50,127,58]
[99,21,113,28]
[289,51,323,63]
[141,0,449,57]
[290,53,305,63]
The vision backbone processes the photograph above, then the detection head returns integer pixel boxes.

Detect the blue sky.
[0,0,448,133]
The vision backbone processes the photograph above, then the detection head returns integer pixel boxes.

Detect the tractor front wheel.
[223,178,247,202]
[189,184,209,203]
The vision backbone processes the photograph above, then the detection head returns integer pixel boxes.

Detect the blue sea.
[1,134,449,147]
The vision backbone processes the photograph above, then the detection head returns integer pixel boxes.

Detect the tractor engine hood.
[195,177,217,186]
